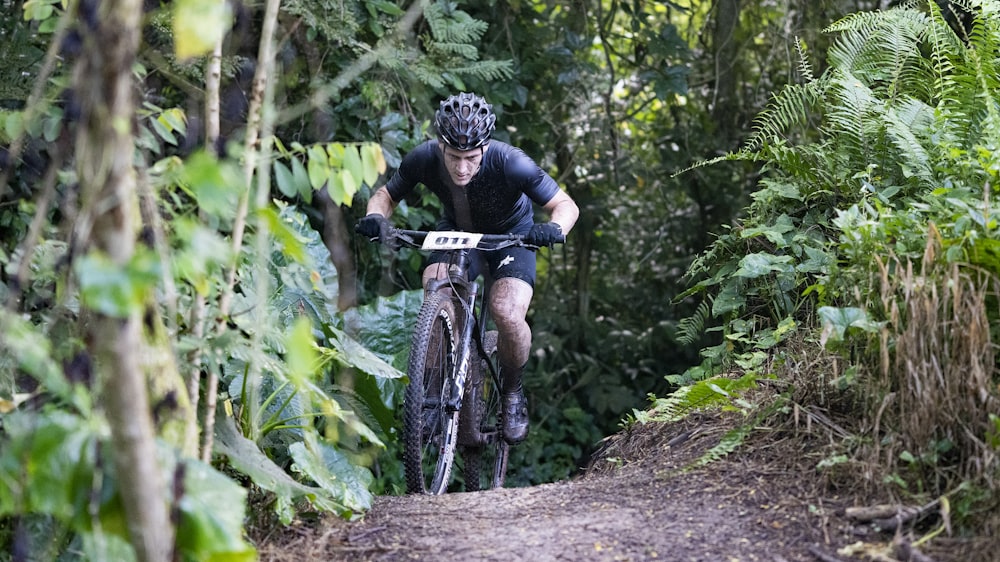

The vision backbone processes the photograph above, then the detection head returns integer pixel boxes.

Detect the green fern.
[643,373,759,424]
[688,423,753,468]
[675,299,712,346]
[424,1,490,44]
[427,41,482,61]
[412,2,515,86]
[744,78,826,152]
[794,36,814,83]
[447,61,515,82]
[687,394,787,469]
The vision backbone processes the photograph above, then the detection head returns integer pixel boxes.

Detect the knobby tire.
[403,291,460,494]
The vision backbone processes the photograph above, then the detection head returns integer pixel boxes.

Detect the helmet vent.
[435,92,496,151]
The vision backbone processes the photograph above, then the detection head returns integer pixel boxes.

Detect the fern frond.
[448,60,516,82]
[794,36,814,83]
[930,0,1000,145]
[646,373,759,423]
[686,392,789,469]
[926,0,963,99]
[427,41,481,61]
[824,9,894,35]
[424,2,489,43]
[822,71,880,159]
[676,300,712,346]
[672,150,765,178]
[689,423,753,467]
[744,78,826,152]
[827,7,931,101]
[883,97,936,185]
[411,61,447,89]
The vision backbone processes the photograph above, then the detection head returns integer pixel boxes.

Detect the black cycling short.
[427,245,537,289]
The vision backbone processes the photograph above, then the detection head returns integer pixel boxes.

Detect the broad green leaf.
[324,324,406,382]
[76,249,161,318]
[368,0,404,15]
[175,457,256,561]
[42,110,61,142]
[160,107,187,133]
[349,289,423,372]
[740,214,794,246]
[289,434,374,517]
[327,169,359,206]
[307,145,328,190]
[259,206,307,262]
[711,281,746,316]
[173,0,232,60]
[212,413,345,524]
[326,142,346,168]
[0,309,77,408]
[173,219,232,295]
[182,150,242,219]
[818,306,881,347]
[734,252,793,278]
[286,317,319,387]
[0,412,108,524]
[22,0,57,21]
[151,117,177,145]
[78,531,136,562]
[290,155,312,202]
[360,142,386,187]
[343,145,364,189]
[796,245,832,273]
[274,160,297,198]
[2,110,24,139]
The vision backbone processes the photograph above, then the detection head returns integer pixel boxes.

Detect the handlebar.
[367,227,565,251]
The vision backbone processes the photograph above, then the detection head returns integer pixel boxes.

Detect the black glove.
[524,222,564,247]
[356,214,390,242]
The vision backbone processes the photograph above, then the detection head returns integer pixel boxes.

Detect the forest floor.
[254,410,995,562]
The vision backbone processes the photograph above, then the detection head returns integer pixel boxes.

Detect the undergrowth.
[624,0,1000,549]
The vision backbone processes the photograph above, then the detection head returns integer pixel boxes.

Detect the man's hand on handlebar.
[524,222,564,247]
[356,214,390,243]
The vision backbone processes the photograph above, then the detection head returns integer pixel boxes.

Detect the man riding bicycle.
[357,92,579,444]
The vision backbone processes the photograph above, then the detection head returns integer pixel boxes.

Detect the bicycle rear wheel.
[461,330,509,491]
[403,291,461,494]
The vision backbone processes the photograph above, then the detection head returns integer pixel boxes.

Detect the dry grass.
[867,233,1000,496]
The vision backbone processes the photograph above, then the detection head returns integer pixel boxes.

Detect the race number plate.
[421,231,483,250]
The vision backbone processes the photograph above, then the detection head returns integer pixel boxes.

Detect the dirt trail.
[256,413,984,562]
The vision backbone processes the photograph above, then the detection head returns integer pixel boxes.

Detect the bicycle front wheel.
[403,291,461,494]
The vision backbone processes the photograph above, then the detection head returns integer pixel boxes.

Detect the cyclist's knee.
[489,278,532,317]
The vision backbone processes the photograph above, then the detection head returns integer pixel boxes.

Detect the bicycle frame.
[386,229,529,493]
[425,250,496,413]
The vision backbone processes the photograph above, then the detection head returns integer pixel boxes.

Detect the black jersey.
[384,140,560,234]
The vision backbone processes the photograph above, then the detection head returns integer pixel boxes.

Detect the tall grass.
[867,231,1000,499]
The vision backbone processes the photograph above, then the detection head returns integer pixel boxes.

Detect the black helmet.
[435,92,496,150]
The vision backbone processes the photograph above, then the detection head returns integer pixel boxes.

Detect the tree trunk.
[711,0,741,146]
[73,2,173,560]
[314,189,359,310]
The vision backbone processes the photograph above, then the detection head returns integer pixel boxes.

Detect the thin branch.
[195,37,225,463]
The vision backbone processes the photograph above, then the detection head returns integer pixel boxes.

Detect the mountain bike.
[367,228,551,494]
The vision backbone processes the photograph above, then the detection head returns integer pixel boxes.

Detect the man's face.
[440,143,485,187]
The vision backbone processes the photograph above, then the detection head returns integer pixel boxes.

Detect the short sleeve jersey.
[384,140,560,234]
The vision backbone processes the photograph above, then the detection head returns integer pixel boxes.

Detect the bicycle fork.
[445,281,479,415]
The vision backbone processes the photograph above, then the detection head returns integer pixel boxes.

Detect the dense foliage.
[2,0,996,559]
[656,0,1000,533]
